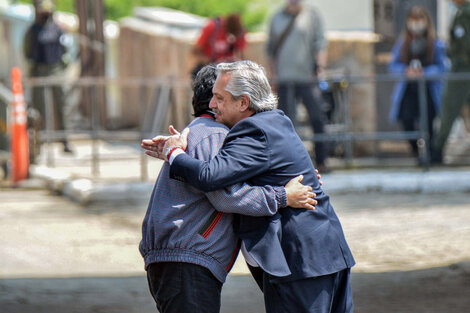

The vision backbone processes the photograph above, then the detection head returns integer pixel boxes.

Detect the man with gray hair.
[152,60,355,313]
[141,64,318,313]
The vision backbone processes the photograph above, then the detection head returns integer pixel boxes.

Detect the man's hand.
[162,125,190,161]
[141,135,169,160]
[316,169,323,186]
[285,175,317,210]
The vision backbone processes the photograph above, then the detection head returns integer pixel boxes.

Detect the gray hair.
[216,60,277,112]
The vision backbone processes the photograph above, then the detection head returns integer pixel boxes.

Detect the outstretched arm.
[142,129,322,215]
[166,121,271,192]
[207,175,317,216]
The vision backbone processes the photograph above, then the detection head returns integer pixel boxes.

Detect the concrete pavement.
[2,188,470,313]
[26,139,470,205]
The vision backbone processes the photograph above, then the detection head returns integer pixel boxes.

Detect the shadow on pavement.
[1,262,469,313]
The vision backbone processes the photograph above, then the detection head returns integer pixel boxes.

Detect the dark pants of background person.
[146,262,222,313]
[399,82,436,157]
[433,64,470,154]
[30,63,67,132]
[248,265,353,313]
[277,82,328,167]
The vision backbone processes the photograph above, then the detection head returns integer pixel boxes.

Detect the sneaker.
[430,148,442,164]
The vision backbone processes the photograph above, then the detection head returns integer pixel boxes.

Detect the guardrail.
[23,76,192,180]
[13,72,470,179]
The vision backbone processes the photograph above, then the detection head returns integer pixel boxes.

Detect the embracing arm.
[206,175,317,216]
[170,122,270,192]
[206,184,285,216]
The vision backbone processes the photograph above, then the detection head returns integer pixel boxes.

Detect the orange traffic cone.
[10,67,29,184]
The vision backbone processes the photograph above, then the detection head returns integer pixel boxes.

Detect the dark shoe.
[63,142,73,154]
[430,148,442,164]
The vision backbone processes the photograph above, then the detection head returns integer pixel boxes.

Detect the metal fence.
[3,72,470,180]
[305,72,470,169]
[22,75,193,180]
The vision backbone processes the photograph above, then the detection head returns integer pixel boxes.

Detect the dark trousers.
[249,265,353,313]
[434,65,470,151]
[278,82,327,166]
[146,262,222,313]
[399,82,436,156]
[30,64,67,132]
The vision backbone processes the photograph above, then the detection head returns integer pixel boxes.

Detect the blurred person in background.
[388,5,448,164]
[191,13,246,79]
[267,0,330,173]
[432,0,470,163]
[23,0,72,154]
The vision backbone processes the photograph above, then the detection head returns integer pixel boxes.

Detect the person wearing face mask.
[388,6,448,163]
[23,0,72,155]
[431,0,470,164]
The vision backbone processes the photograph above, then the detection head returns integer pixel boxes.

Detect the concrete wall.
[307,0,373,31]
[266,0,373,31]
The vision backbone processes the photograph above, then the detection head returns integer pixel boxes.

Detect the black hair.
[192,64,217,117]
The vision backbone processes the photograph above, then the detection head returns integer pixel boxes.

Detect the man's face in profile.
[209,73,244,128]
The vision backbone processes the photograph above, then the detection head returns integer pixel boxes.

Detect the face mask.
[407,20,427,35]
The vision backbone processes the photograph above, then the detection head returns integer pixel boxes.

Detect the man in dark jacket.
[141,65,318,313]
[151,61,355,313]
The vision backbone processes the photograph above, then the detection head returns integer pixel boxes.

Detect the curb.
[321,170,470,194]
[63,179,154,205]
[30,165,154,205]
[30,166,470,205]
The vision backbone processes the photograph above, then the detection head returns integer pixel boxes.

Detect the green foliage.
[17,0,269,31]
[139,0,269,30]
[17,0,75,13]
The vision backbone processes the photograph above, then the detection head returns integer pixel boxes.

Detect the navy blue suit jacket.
[170,109,355,281]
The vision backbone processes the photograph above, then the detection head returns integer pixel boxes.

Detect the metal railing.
[289,72,439,169]
[24,75,193,180]
[299,72,470,169]
[14,72,470,179]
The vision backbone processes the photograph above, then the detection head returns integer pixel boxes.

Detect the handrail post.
[44,86,54,167]
[343,76,353,166]
[90,84,100,177]
[418,77,430,170]
[140,84,148,182]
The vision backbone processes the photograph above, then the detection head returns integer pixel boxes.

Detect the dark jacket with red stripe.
[170,110,355,281]
[139,116,286,283]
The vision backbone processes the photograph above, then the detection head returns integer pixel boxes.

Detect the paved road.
[1,188,469,312]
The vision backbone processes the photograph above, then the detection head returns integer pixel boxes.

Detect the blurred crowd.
[189,0,470,168]
[21,0,470,168]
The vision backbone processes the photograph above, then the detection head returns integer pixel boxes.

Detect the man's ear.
[239,95,250,112]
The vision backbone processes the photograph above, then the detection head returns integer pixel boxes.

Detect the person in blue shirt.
[388,5,448,162]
